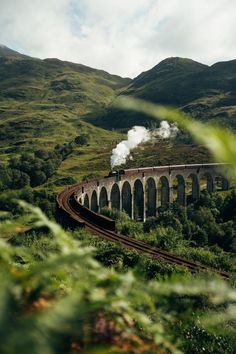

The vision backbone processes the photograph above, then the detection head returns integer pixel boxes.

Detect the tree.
[31,171,47,187]
[10,169,30,189]
[156,210,183,233]
[221,190,236,222]
[42,161,55,178]
[0,168,12,191]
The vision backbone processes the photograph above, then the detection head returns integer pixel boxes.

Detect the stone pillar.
[143,189,146,222]
[142,176,146,222]
[96,185,100,212]
[176,178,186,206]
[131,192,134,220]
[81,194,84,205]
[192,178,200,200]
[155,188,158,215]
[119,182,122,211]
[107,189,111,209]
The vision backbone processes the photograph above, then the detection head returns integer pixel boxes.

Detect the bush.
[74,134,88,145]
[117,219,143,237]
[100,207,130,223]
[155,226,186,251]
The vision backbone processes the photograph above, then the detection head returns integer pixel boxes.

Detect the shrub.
[155,226,185,251]
[74,134,88,145]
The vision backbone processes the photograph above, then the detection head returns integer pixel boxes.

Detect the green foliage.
[31,170,47,187]
[177,246,233,272]
[0,188,56,219]
[0,141,77,190]
[0,167,30,190]
[221,190,236,221]
[155,226,187,251]
[0,203,236,353]
[100,206,130,222]
[101,194,236,273]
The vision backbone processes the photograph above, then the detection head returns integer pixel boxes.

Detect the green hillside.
[0,53,130,147]
[88,57,236,130]
[0,48,132,182]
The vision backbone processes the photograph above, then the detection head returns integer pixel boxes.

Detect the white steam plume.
[110,121,178,168]
[154,120,179,139]
[111,126,150,168]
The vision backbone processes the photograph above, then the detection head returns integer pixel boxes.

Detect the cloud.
[0,0,235,77]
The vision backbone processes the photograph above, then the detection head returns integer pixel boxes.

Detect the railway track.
[57,184,230,280]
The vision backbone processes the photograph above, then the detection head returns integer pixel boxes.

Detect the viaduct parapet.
[74,163,229,222]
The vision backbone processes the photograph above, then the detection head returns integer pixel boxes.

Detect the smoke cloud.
[153,120,179,139]
[110,121,178,168]
[111,126,150,168]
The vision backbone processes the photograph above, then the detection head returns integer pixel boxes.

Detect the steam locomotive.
[106,163,220,178]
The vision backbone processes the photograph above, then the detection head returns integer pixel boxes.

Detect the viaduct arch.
[75,164,230,222]
[122,181,132,217]
[146,177,156,217]
[111,183,120,210]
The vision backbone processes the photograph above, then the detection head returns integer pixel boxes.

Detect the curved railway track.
[57,184,230,280]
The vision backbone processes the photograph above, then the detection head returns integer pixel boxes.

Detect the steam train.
[107,163,221,178]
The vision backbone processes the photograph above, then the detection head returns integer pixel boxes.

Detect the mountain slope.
[88,57,236,130]
[0,51,131,150]
[126,57,208,104]
[0,44,30,59]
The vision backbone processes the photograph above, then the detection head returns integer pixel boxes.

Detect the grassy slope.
[0,56,130,146]
[0,55,130,181]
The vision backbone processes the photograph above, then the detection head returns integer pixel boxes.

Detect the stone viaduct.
[75,164,229,222]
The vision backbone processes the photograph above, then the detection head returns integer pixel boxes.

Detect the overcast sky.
[0,0,235,77]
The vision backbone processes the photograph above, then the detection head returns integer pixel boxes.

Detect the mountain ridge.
[0,44,31,59]
[0,44,131,81]
[133,57,208,83]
